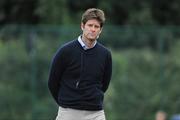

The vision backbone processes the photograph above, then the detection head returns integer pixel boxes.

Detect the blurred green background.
[1,0,180,120]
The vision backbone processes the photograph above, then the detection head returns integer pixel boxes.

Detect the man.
[48,8,112,120]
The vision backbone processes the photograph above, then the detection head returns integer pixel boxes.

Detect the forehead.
[85,19,100,26]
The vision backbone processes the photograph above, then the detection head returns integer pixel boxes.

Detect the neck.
[82,35,96,48]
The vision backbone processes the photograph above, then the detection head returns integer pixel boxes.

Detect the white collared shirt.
[78,35,97,50]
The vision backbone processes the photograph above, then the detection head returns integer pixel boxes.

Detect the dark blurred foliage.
[151,0,180,25]
[0,0,39,24]
[0,0,180,25]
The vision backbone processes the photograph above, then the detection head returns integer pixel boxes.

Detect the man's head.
[81,8,105,41]
[81,8,105,28]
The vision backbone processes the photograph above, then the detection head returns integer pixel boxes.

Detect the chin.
[89,36,97,41]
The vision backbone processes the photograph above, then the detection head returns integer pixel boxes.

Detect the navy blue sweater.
[48,39,112,110]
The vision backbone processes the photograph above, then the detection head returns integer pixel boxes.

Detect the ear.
[81,23,84,31]
[99,27,103,34]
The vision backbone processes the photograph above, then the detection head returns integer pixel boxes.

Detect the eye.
[95,25,100,29]
[87,24,93,27]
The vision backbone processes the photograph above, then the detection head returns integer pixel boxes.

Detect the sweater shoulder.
[61,39,78,49]
[53,39,78,60]
[97,42,111,54]
[57,39,78,52]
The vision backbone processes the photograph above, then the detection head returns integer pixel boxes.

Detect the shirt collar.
[78,35,97,50]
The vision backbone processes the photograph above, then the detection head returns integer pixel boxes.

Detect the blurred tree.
[37,0,70,24]
[66,0,100,24]
[151,0,180,25]
[0,0,39,24]
[0,0,180,25]
[99,0,155,25]
[67,0,99,11]
[99,0,129,25]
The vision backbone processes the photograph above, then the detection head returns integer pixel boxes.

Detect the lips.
[88,33,97,36]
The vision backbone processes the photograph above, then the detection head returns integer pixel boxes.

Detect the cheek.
[83,28,90,34]
[83,30,88,35]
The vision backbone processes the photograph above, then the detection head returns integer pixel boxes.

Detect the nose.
[90,26,96,32]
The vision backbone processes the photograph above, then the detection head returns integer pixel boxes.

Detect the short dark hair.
[81,8,105,27]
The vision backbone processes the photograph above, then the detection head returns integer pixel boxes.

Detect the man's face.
[81,19,102,42]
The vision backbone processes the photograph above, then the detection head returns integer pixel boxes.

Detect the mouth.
[88,33,97,37]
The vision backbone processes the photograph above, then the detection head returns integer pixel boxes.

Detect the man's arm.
[102,51,112,92]
[48,48,65,104]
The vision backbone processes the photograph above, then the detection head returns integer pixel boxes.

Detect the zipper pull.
[76,81,79,88]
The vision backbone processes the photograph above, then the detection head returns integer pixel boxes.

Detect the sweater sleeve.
[102,51,112,92]
[48,48,66,105]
